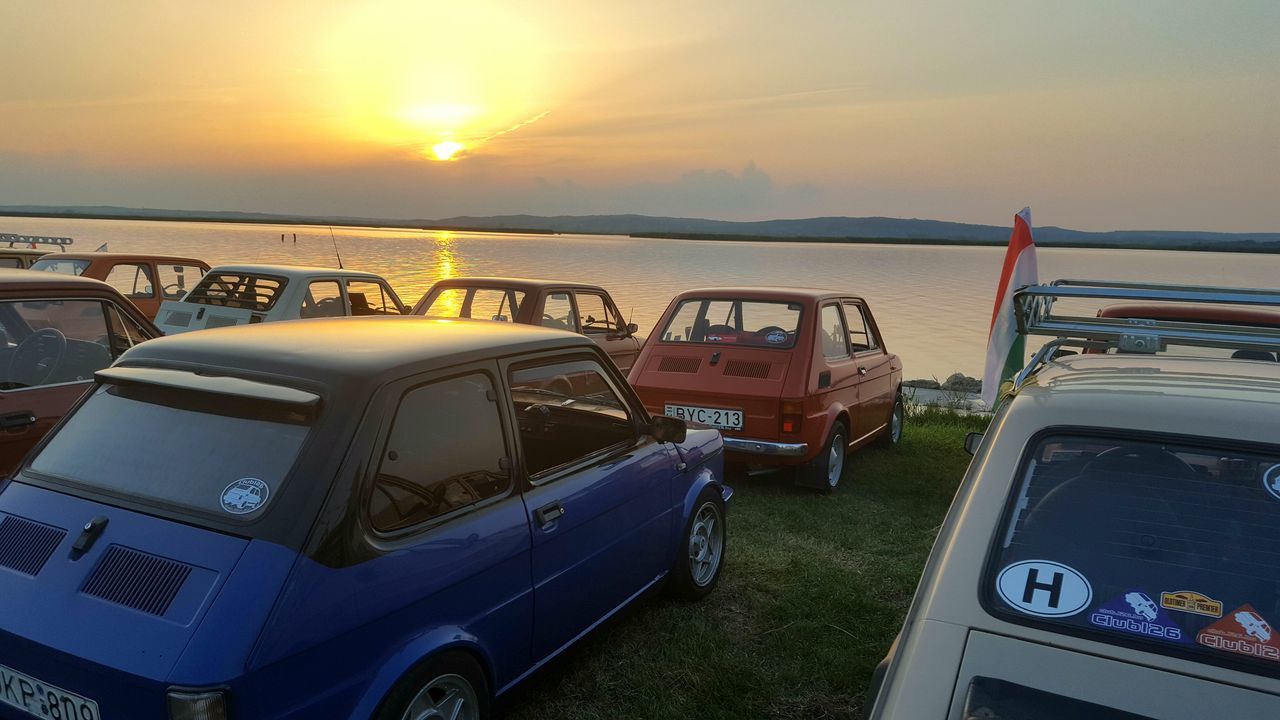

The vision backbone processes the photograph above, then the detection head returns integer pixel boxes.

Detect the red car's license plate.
[664,404,744,430]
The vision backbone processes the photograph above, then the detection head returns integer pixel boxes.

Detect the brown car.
[629,287,904,490]
[0,269,159,471]
[30,252,211,319]
[413,277,644,372]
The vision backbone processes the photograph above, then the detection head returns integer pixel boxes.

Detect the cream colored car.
[867,281,1280,719]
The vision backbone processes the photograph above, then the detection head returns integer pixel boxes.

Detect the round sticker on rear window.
[766,330,787,344]
[221,478,269,515]
[996,560,1092,617]
[1263,464,1280,501]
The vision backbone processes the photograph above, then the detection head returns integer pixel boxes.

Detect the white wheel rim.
[403,673,480,720]
[828,432,845,487]
[688,501,724,587]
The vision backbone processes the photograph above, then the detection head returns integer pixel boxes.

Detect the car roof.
[0,268,126,292]
[48,252,209,265]
[115,316,592,389]
[208,263,387,281]
[673,286,861,302]
[431,276,605,291]
[1014,353,1280,445]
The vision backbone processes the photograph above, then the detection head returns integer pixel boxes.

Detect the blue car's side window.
[510,359,636,479]
[370,373,511,532]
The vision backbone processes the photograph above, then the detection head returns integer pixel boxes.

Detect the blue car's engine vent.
[0,514,67,577]
[82,545,193,617]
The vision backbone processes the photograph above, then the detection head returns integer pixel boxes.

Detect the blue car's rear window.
[986,433,1280,676]
[29,384,310,522]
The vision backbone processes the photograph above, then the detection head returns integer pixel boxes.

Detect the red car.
[30,252,210,320]
[0,269,160,471]
[629,287,903,490]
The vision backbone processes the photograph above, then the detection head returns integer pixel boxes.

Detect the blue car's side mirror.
[646,415,687,444]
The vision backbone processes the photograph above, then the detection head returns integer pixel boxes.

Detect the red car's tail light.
[780,400,803,433]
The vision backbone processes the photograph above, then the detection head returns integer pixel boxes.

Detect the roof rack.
[1011,279,1280,389]
[1,234,73,252]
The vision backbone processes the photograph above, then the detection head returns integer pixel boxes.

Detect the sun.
[431,141,464,161]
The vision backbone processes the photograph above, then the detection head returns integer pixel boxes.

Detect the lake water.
[5,216,1278,380]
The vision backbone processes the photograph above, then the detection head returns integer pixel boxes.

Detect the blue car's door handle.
[535,502,565,526]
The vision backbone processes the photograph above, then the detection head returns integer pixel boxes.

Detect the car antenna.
[329,226,344,269]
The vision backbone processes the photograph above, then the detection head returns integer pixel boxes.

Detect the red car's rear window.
[659,299,802,349]
[986,433,1280,677]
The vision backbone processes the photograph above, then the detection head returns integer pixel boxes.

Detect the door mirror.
[626,322,638,336]
[964,431,984,455]
[609,322,639,340]
[646,415,687,444]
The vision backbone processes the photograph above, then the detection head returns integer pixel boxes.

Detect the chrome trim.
[722,437,808,457]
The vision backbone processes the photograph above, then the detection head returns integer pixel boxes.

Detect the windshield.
[29,384,311,521]
[659,299,802,348]
[30,258,90,276]
[988,433,1280,676]
[184,272,287,311]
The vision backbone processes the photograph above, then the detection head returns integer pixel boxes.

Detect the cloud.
[525,162,819,217]
[0,151,820,221]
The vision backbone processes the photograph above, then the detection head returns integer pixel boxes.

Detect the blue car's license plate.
[0,663,99,720]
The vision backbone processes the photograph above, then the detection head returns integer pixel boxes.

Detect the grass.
[502,408,990,720]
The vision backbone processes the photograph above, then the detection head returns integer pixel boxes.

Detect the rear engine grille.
[82,545,192,617]
[0,515,66,576]
[164,310,192,327]
[204,315,239,329]
[723,360,772,379]
[657,356,701,373]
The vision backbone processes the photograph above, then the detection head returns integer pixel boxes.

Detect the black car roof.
[431,276,605,292]
[116,316,592,389]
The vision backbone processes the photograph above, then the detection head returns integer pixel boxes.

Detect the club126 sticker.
[1198,604,1280,662]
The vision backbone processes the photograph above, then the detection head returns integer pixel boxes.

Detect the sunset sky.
[2,1,1276,231]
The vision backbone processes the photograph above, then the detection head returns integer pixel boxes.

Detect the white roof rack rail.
[1011,279,1280,389]
[1,234,74,251]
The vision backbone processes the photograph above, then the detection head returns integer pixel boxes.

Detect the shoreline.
[3,210,1277,254]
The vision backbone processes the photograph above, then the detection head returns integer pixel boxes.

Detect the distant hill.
[2,204,1277,252]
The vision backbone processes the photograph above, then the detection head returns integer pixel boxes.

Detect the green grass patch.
[503,410,990,719]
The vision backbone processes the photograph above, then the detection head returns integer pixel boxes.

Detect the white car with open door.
[155,264,406,334]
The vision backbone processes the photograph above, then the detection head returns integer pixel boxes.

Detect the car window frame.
[299,278,350,319]
[819,302,852,360]
[573,290,622,336]
[539,290,580,333]
[980,424,1280,681]
[361,361,518,543]
[841,300,882,355]
[501,348,648,488]
[0,296,123,394]
[104,262,158,300]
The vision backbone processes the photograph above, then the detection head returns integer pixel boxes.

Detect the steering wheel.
[1083,445,1195,478]
[705,324,735,336]
[7,328,68,388]
[542,313,572,330]
[757,325,787,336]
[162,283,185,298]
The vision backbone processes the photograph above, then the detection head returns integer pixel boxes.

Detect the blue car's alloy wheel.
[402,673,480,720]
[689,500,724,587]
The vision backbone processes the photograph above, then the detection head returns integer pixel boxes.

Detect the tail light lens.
[167,688,229,720]
[780,400,804,433]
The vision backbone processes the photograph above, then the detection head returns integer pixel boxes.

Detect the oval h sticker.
[996,560,1092,617]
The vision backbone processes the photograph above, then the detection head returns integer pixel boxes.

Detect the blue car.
[0,317,729,720]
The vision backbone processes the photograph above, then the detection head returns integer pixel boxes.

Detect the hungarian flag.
[981,207,1038,408]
